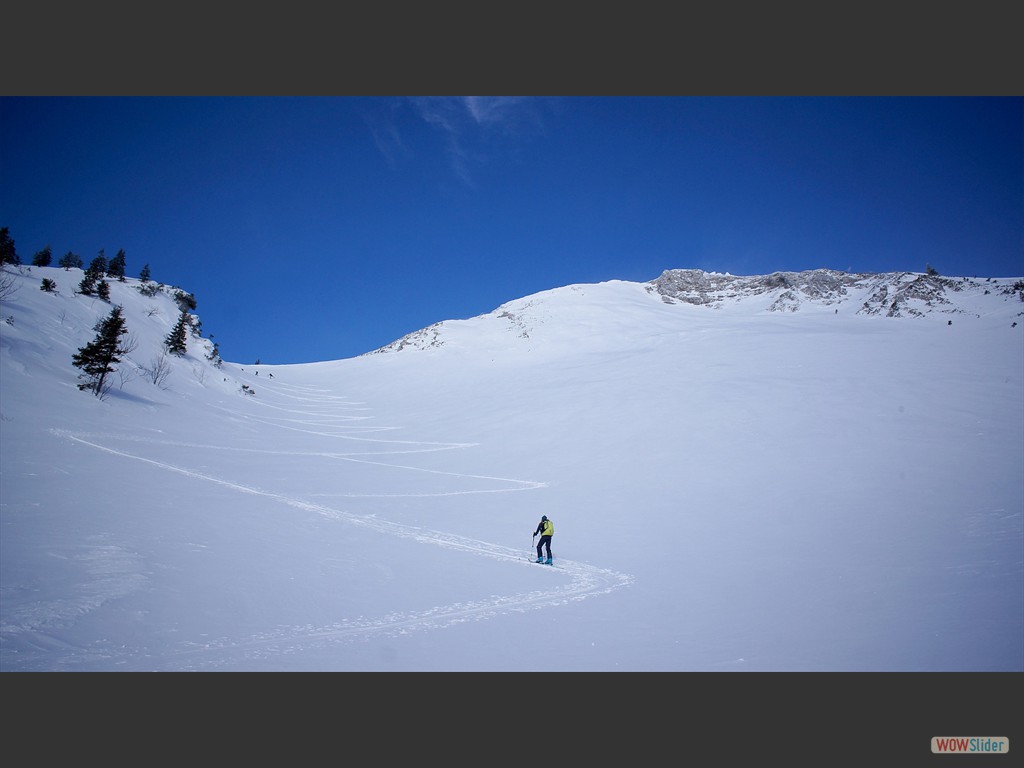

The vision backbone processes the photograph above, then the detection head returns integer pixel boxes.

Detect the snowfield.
[1,264,1022,671]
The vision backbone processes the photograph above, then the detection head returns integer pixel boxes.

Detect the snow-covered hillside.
[1,264,1022,672]
[375,268,1024,353]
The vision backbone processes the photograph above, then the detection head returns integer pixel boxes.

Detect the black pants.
[536,535,552,559]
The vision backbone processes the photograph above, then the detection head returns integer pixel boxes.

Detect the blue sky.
[2,96,1021,365]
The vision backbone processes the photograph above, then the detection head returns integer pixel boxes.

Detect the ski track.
[41,378,633,670]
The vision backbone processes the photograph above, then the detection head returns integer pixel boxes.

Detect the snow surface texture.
[1,265,1022,671]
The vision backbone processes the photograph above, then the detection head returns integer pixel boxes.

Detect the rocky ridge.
[649,268,1023,317]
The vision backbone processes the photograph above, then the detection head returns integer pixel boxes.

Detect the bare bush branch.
[117,365,138,389]
[0,266,20,301]
[144,352,172,388]
[120,332,139,356]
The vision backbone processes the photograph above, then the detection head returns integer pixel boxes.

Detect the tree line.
[2,225,222,398]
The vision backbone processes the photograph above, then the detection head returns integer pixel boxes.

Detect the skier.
[533,515,554,564]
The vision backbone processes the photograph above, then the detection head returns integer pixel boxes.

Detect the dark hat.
[541,515,548,521]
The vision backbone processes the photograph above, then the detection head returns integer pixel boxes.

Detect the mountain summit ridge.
[371,268,1024,355]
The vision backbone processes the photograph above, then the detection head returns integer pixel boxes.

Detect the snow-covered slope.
[371,269,1024,354]
[1,264,1022,672]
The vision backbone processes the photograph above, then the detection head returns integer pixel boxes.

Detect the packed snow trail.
[36,376,632,670]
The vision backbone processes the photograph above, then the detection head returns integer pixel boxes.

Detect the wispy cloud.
[411,96,540,186]
[362,98,409,169]
[463,96,528,126]
[364,96,545,186]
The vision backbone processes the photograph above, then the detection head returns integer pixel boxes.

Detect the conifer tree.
[72,305,129,396]
[0,227,18,265]
[32,245,52,267]
[96,280,111,301]
[80,252,108,295]
[87,250,107,278]
[139,263,151,282]
[59,251,83,270]
[108,249,127,281]
[165,310,189,356]
[78,271,97,295]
